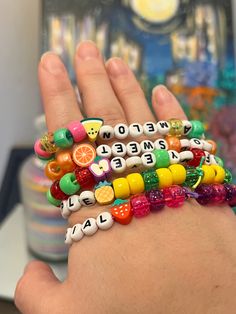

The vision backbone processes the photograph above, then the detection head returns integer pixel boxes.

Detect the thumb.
[14,260,61,314]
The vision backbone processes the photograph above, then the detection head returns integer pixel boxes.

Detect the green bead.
[153,149,170,168]
[224,169,233,183]
[214,156,224,167]
[142,169,159,191]
[59,173,80,195]
[53,128,73,148]
[168,119,183,136]
[183,167,199,187]
[187,120,205,139]
[46,189,61,207]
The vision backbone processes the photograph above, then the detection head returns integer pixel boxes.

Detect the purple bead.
[195,184,214,205]
[224,184,236,207]
[145,189,165,212]
[130,195,150,218]
[211,184,226,204]
[162,185,185,208]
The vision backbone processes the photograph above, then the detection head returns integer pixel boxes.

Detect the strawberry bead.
[110,199,132,225]
[130,195,150,218]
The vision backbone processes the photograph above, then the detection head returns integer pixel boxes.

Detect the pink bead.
[130,195,150,218]
[67,121,87,143]
[211,184,226,204]
[162,185,185,208]
[34,139,52,159]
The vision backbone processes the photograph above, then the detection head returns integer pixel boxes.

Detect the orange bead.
[56,150,76,172]
[206,140,217,154]
[45,160,65,181]
[165,136,181,152]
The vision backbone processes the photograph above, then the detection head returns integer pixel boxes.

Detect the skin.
[14,41,236,314]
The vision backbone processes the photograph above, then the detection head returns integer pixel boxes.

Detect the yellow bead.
[168,119,183,136]
[168,164,186,185]
[211,165,225,183]
[201,165,215,184]
[156,168,173,188]
[126,173,145,195]
[113,178,130,199]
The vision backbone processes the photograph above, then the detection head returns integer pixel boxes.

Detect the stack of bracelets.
[34,118,236,245]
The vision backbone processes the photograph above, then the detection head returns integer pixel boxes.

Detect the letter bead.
[202,140,213,152]
[204,151,211,165]
[67,195,81,212]
[126,156,142,169]
[190,138,203,149]
[141,152,156,168]
[96,212,114,230]
[111,142,126,157]
[140,140,154,152]
[99,125,114,140]
[65,228,73,245]
[114,123,129,139]
[60,200,71,219]
[71,224,84,241]
[179,151,194,162]
[96,145,112,158]
[180,139,190,151]
[79,191,96,206]
[182,120,192,135]
[82,218,98,236]
[129,123,143,137]
[168,150,180,164]
[156,120,170,135]
[126,141,141,156]
[111,157,126,173]
[143,122,157,136]
[154,139,168,150]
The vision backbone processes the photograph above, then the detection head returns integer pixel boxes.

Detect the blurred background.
[0,0,235,312]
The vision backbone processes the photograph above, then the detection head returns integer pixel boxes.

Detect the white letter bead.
[143,122,157,136]
[182,120,192,135]
[202,140,213,152]
[99,125,114,140]
[67,195,81,212]
[141,152,156,167]
[154,138,168,150]
[65,228,73,245]
[168,150,180,164]
[111,157,126,173]
[82,218,98,236]
[114,123,129,139]
[180,139,190,150]
[156,120,170,135]
[71,224,84,241]
[190,138,203,149]
[179,151,194,162]
[126,141,141,156]
[126,156,142,169]
[210,154,218,165]
[60,200,71,219]
[129,123,143,137]
[80,191,96,207]
[204,151,211,165]
[140,140,154,152]
[96,145,112,158]
[96,212,114,230]
[111,142,126,157]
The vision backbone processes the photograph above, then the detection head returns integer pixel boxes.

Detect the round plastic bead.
[162,185,185,208]
[187,148,205,167]
[189,138,203,150]
[168,119,183,136]
[156,168,173,188]
[211,184,226,204]
[154,139,168,150]
[82,218,98,236]
[142,169,159,191]
[206,140,217,154]
[168,150,180,164]
[60,200,71,219]
[165,136,181,152]
[71,224,84,241]
[65,228,73,245]
[224,184,236,207]
[195,184,214,205]
[169,164,186,185]
[179,151,194,163]
[183,167,199,187]
[153,149,170,168]
[96,145,112,158]
[59,173,80,195]
[156,120,170,135]
[140,140,154,152]
[211,165,225,183]
[187,120,205,139]
[214,156,224,167]
[56,150,76,172]
[46,189,61,207]
[74,167,95,190]
[50,180,68,200]
[99,125,114,141]
[111,142,127,157]
[182,120,192,135]
[224,169,233,183]
[143,122,157,136]
[53,128,73,148]
[113,178,130,199]
[96,212,114,230]
[110,157,126,173]
[129,123,143,137]
[180,139,190,151]
[204,151,211,165]
[126,141,141,156]
[67,121,87,143]
[126,173,145,195]
[130,195,150,218]
[79,191,96,206]
[67,195,81,212]
[45,160,65,181]
[126,156,142,169]
[34,139,52,159]
[202,140,213,152]
[141,152,156,168]
[114,123,129,139]
[201,165,216,184]
[145,189,165,211]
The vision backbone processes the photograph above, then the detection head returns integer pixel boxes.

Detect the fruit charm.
[94,181,115,205]
[81,118,103,142]
[110,199,132,224]
[72,143,96,167]
[89,157,111,181]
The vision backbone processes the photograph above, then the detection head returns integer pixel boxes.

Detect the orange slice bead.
[72,144,96,167]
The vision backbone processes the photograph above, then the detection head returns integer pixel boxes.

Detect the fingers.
[106,58,156,124]
[39,52,83,132]
[152,85,187,121]
[75,41,127,126]
[15,261,61,314]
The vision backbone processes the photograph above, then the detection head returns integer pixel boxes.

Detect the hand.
[15,41,236,314]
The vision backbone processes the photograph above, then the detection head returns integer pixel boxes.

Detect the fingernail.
[40,52,65,75]
[106,58,129,78]
[76,41,99,60]
[152,85,170,104]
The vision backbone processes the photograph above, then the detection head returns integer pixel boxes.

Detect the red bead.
[130,194,150,218]
[162,185,185,208]
[187,148,205,167]
[224,184,236,207]
[211,184,226,204]
[74,167,95,190]
[195,184,214,205]
[50,180,68,200]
